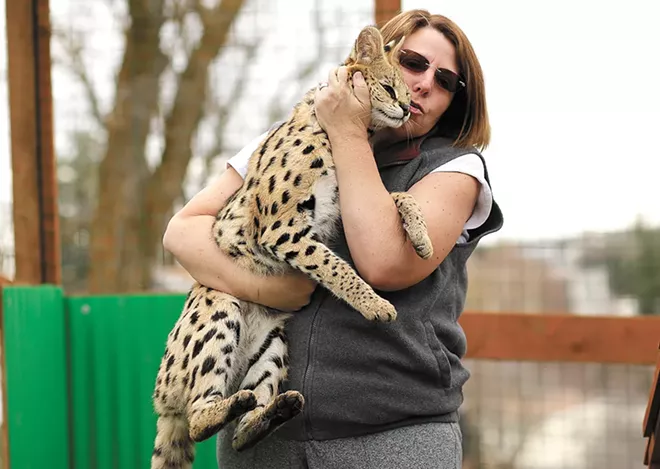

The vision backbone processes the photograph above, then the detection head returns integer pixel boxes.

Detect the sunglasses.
[399,49,466,93]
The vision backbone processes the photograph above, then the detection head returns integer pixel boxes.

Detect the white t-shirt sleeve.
[226,132,269,179]
[227,136,493,244]
[430,153,493,243]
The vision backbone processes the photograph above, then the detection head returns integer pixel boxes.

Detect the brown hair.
[379,9,490,150]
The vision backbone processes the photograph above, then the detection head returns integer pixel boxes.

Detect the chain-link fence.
[1,0,659,467]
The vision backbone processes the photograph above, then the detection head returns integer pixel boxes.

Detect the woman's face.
[389,26,460,141]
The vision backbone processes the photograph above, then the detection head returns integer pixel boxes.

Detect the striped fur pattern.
[150,26,434,469]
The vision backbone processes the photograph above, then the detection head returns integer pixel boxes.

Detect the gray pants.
[216,422,463,469]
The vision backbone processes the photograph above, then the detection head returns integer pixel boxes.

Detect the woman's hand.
[314,66,371,139]
[254,270,317,313]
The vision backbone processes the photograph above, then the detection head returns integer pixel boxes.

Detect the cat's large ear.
[348,26,385,65]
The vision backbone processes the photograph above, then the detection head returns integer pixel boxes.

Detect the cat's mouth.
[373,108,410,129]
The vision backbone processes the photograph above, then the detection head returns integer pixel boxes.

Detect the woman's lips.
[410,101,423,115]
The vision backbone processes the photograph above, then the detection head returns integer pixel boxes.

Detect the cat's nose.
[400,103,410,116]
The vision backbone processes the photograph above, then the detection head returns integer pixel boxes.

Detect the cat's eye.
[381,84,397,100]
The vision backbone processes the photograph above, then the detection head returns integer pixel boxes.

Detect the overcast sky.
[1,0,659,244]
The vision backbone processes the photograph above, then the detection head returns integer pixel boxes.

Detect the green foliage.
[601,221,660,315]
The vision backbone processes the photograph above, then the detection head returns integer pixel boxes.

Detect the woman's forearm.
[163,214,314,311]
[329,132,412,283]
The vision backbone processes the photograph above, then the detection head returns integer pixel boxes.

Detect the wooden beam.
[374,0,401,26]
[6,0,61,285]
[460,312,660,365]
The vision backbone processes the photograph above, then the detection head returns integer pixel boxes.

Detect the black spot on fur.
[302,144,315,154]
[243,370,272,391]
[166,355,175,371]
[211,310,228,321]
[201,356,216,376]
[189,311,199,325]
[271,202,279,215]
[203,328,217,343]
[275,233,290,246]
[271,356,284,368]
[310,157,324,168]
[189,365,199,389]
[293,138,302,146]
[183,335,192,349]
[264,156,276,171]
[268,175,276,193]
[222,344,234,354]
[285,251,299,260]
[297,195,316,213]
[281,191,290,204]
[272,220,282,230]
[192,340,204,358]
[293,174,302,186]
[305,245,317,256]
[292,226,312,243]
[284,170,292,181]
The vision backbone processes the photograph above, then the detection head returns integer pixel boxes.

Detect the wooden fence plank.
[375,0,401,26]
[6,0,60,285]
[461,312,660,365]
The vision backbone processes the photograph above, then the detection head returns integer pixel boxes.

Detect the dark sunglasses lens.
[400,54,428,73]
[435,69,461,92]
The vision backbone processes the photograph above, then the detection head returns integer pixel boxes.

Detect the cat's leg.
[263,231,397,322]
[390,192,434,260]
[183,290,258,443]
[231,311,304,451]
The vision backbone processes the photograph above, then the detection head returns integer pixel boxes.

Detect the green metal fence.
[1,285,217,468]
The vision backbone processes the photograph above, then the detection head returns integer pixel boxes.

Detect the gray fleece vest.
[277,135,504,441]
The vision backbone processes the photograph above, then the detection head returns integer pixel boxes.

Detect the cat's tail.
[151,414,195,469]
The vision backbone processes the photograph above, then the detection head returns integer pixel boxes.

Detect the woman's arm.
[314,67,479,291]
[163,166,316,311]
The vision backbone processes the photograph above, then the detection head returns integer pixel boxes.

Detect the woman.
[163,9,503,469]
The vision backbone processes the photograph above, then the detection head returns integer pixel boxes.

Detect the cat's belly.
[311,169,341,242]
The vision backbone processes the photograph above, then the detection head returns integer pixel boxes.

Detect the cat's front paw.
[359,297,397,322]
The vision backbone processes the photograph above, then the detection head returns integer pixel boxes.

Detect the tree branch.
[51,28,106,129]
[141,0,248,274]
[197,37,262,182]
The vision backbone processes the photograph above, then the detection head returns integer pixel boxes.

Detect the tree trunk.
[87,0,246,293]
[87,0,167,293]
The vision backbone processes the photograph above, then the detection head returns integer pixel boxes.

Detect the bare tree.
[53,0,338,293]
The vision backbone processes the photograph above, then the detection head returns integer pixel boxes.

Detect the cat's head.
[344,26,411,130]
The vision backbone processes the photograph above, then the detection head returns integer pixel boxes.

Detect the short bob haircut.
[379,9,490,150]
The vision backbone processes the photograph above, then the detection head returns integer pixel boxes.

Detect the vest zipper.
[300,291,327,438]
